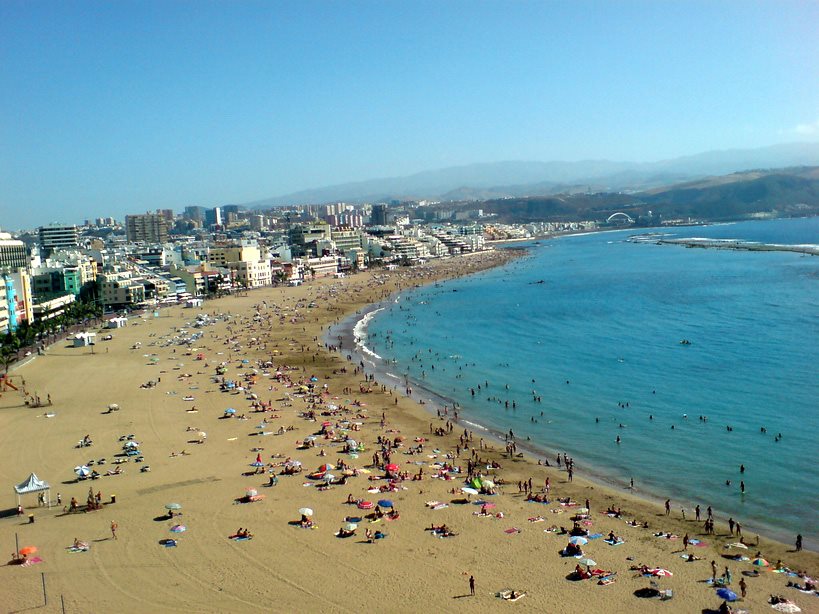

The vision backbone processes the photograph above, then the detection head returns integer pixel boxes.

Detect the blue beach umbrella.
[250,462,265,467]
[716,588,738,602]
[377,499,394,508]
[224,408,236,414]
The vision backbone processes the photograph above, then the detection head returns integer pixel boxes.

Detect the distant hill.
[242,142,819,208]
[475,166,819,223]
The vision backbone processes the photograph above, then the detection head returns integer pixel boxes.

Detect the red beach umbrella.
[385,463,399,473]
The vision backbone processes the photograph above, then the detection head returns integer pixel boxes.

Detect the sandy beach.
[1,251,816,614]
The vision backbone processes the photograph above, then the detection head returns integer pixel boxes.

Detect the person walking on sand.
[111,520,118,540]
[796,534,802,552]
[664,499,670,516]
[469,575,475,596]
[739,577,747,599]
[683,533,689,550]
[711,560,718,582]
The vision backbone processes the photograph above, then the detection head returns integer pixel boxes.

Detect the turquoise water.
[362,218,819,546]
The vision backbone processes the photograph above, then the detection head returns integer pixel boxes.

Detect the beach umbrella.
[18,546,37,556]
[378,499,394,508]
[123,441,139,448]
[385,463,400,473]
[772,603,802,613]
[322,473,335,482]
[577,507,589,514]
[751,557,770,567]
[165,503,182,510]
[318,463,335,472]
[108,403,119,411]
[298,507,313,517]
[358,501,374,510]
[224,408,236,414]
[716,588,738,602]
[169,525,187,533]
[577,557,596,567]
[481,479,495,488]
[250,462,265,467]
[284,460,302,468]
[569,536,588,546]
[651,568,673,577]
[246,488,258,497]
[321,421,332,427]
[241,359,249,364]
[75,465,91,477]
[461,487,479,496]
[344,522,357,532]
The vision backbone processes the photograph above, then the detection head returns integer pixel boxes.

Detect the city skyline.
[2,1,818,230]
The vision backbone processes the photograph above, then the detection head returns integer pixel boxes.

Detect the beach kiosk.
[185,298,203,309]
[108,316,128,329]
[73,332,96,347]
[14,473,51,509]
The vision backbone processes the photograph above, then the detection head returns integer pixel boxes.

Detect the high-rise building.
[370,204,388,226]
[38,224,80,257]
[125,213,170,243]
[183,206,206,222]
[157,209,175,222]
[205,207,222,228]
[0,233,29,270]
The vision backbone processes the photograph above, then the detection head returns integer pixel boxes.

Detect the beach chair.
[659,589,673,600]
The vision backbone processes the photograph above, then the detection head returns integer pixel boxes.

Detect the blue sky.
[1,0,818,229]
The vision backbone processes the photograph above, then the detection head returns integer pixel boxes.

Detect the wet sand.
[1,251,816,613]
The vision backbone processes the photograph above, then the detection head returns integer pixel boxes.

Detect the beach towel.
[604,539,625,546]
[432,504,449,510]
[528,517,545,523]
[598,577,616,586]
[504,527,521,534]
[229,535,253,541]
[587,533,603,539]
[21,557,43,566]
[498,590,527,601]
[67,546,89,553]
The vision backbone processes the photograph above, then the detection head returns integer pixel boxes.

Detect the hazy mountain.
[476,166,819,223]
[243,142,819,208]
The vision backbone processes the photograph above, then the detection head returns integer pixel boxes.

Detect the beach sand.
[1,252,816,613]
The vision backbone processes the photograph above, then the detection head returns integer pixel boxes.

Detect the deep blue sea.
[360,218,819,546]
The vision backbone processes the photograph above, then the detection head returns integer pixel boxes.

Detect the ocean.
[343,217,819,548]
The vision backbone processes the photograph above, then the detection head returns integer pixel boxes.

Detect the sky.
[1,0,818,230]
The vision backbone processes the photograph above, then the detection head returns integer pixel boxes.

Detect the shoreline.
[2,249,816,612]
[326,264,815,553]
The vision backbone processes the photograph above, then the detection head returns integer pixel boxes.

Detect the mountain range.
[241,142,819,208]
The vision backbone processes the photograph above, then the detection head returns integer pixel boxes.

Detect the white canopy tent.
[14,473,51,508]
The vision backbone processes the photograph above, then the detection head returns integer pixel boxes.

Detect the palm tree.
[1,347,16,374]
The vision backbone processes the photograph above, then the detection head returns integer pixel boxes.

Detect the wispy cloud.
[793,119,819,135]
